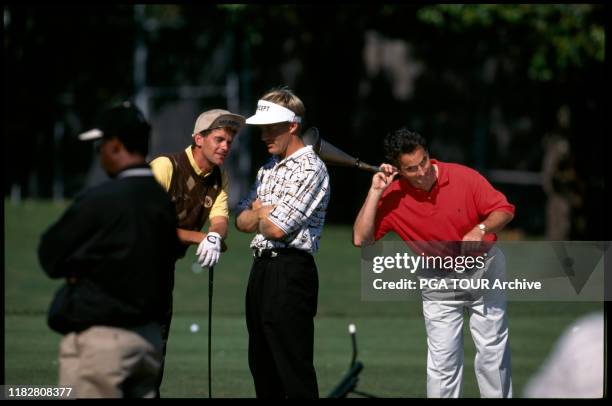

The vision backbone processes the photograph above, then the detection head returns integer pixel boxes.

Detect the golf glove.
[196,232,222,268]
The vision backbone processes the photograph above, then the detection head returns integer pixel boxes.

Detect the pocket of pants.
[280,257,319,318]
[76,327,122,378]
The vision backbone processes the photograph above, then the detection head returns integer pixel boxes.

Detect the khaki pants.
[59,323,162,398]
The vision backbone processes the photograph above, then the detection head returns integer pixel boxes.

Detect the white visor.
[245,100,302,125]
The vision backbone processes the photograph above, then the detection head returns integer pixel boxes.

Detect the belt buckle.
[253,249,278,258]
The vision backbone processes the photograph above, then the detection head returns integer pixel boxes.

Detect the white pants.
[422,247,512,398]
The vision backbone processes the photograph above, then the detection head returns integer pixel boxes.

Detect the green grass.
[4,199,603,397]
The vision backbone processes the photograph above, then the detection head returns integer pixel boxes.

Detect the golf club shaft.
[355,160,380,173]
[350,332,357,368]
[208,265,214,398]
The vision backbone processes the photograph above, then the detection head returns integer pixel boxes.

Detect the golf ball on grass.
[190,323,200,333]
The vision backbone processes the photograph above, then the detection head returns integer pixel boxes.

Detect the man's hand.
[236,199,265,233]
[252,199,263,211]
[258,205,274,221]
[196,232,222,268]
[251,198,275,226]
[371,163,398,193]
[256,204,284,240]
[352,163,397,247]
[461,226,485,255]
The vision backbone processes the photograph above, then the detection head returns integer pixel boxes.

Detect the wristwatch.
[477,223,487,235]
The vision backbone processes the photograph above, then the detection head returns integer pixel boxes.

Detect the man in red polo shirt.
[353,128,515,398]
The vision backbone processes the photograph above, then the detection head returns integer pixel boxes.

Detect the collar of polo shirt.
[245,100,302,125]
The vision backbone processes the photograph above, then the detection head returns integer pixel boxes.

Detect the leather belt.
[253,248,311,259]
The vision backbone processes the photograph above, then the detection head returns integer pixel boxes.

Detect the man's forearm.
[208,217,229,240]
[177,228,204,245]
[177,218,228,245]
[38,235,69,279]
[353,189,382,247]
[481,211,514,234]
[257,215,286,241]
[236,209,259,233]
[236,206,285,240]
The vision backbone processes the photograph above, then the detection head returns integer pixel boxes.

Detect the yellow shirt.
[150,146,230,220]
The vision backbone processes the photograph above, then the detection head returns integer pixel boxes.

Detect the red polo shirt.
[374,159,515,242]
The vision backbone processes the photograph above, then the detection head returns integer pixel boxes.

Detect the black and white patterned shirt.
[237,146,330,254]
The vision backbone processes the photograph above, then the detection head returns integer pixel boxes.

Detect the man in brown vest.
[149,109,245,395]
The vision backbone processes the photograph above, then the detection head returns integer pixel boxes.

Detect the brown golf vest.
[155,150,222,257]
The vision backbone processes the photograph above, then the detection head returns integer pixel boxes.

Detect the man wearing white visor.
[236,87,330,398]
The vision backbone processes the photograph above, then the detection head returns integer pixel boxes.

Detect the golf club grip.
[355,160,381,173]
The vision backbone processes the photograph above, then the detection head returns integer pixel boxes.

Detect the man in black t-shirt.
[39,102,180,398]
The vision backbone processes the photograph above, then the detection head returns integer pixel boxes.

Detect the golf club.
[302,127,380,173]
[327,323,376,398]
[349,323,357,368]
[208,265,214,398]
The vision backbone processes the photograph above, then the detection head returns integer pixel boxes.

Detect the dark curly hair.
[383,128,428,166]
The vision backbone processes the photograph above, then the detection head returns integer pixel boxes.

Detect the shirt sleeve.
[235,184,257,214]
[268,163,329,236]
[235,166,264,214]
[38,192,101,279]
[150,157,173,192]
[472,171,516,217]
[209,169,230,219]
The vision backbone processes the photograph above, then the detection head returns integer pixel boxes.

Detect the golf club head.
[303,127,380,173]
[327,361,364,398]
[302,127,322,154]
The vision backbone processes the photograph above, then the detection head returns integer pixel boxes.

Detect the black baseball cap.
[78,101,151,143]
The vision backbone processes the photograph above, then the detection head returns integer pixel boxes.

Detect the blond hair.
[261,86,305,131]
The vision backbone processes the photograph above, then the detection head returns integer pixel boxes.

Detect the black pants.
[154,314,172,398]
[155,275,175,398]
[245,249,319,398]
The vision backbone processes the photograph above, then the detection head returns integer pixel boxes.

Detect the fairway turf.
[4,199,603,397]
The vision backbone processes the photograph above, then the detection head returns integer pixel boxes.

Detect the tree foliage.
[4,5,605,238]
[417,4,604,81]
